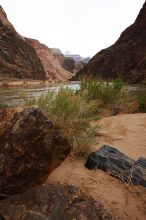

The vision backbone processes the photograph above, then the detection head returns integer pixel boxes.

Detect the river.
[0,81,146,106]
[0,82,80,105]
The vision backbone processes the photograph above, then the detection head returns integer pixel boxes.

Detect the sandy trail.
[48,113,146,220]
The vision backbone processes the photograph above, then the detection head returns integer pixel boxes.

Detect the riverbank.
[0,81,79,105]
[0,80,60,88]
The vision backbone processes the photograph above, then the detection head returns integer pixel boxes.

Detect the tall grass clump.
[24,87,100,158]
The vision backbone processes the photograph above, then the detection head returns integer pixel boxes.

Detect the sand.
[47,113,146,220]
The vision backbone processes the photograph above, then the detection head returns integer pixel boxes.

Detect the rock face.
[62,57,76,73]
[85,145,146,188]
[78,2,146,83]
[0,6,46,80]
[0,182,113,220]
[62,56,89,74]
[63,54,90,74]
[26,38,71,82]
[0,107,70,198]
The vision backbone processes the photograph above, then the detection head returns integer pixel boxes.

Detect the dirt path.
[48,113,146,220]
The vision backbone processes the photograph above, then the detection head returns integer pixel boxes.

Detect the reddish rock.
[0,6,46,80]
[0,107,70,198]
[26,38,71,82]
[78,2,146,83]
[0,182,113,220]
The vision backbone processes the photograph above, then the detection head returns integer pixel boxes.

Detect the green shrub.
[78,79,124,103]
[23,87,100,158]
[77,79,136,114]
[0,102,8,110]
[138,93,146,112]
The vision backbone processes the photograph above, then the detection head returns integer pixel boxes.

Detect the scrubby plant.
[77,79,137,115]
[138,93,146,112]
[78,79,124,103]
[0,102,8,110]
[23,79,143,157]
[23,87,100,158]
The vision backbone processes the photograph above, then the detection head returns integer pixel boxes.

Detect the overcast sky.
[0,0,145,57]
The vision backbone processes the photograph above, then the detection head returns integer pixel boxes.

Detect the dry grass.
[23,87,100,158]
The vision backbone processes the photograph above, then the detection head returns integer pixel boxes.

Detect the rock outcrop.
[26,38,72,82]
[0,107,70,198]
[0,6,46,80]
[78,2,146,83]
[0,182,112,220]
[62,57,76,73]
[85,145,146,188]
[63,54,90,74]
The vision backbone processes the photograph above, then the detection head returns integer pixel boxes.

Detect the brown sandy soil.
[48,113,146,220]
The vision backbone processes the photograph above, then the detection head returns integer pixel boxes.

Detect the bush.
[23,79,142,157]
[0,102,8,110]
[77,79,137,115]
[23,88,100,158]
[78,79,124,103]
[138,93,146,112]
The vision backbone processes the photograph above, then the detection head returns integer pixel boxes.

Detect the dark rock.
[78,2,146,83]
[0,6,46,80]
[0,182,113,220]
[0,107,70,199]
[137,157,146,168]
[62,57,76,73]
[85,145,146,188]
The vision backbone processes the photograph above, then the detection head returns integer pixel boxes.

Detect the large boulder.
[85,145,146,188]
[78,2,146,83]
[0,182,113,220]
[0,107,70,199]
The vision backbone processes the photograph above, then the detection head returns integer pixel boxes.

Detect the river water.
[0,81,146,106]
[0,82,80,105]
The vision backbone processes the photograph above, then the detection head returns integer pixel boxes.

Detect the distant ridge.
[64,53,90,63]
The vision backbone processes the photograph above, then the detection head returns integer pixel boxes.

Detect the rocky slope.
[0,6,46,80]
[78,2,146,83]
[26,39,72,82]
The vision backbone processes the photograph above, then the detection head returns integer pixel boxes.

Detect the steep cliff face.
[26,38,71,82]
[0,6,46,80]
[78,2,146,83]
[62,57,76,73]
[62,55,90,74]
